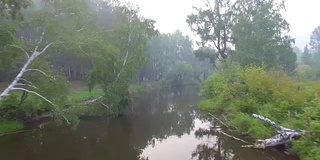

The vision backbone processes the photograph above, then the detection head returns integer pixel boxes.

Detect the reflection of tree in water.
[132,86,201,149]
[192,126,235,160]
[0,86,204,160]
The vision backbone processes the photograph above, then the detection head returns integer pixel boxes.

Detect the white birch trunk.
[242,114,305,149]
[0,41,71,125]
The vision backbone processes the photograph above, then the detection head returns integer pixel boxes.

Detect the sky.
[122,0,320,50]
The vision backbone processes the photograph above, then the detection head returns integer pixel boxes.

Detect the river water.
[0,86,299,160]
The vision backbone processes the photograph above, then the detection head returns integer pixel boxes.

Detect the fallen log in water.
[242,114,305,149]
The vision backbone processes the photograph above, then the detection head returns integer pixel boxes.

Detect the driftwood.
[242,114,305,149]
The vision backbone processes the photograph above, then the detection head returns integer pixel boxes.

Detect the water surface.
[0,86,299,160]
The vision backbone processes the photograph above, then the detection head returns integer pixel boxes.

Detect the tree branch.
[15,83,37,89]
[6,44,30,59]
[215,129,249,144]
[19,78,33,85]
[10,88,70,125]
[34,29,46,53]
[25,69,51,78]
[252,114,293,131]
[239,114,306,149]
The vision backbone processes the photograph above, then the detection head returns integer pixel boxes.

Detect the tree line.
[0,0,212,130]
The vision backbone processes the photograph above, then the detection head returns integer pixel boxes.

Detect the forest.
[0,0,319,160]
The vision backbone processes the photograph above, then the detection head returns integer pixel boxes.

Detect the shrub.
[199,62,320,159]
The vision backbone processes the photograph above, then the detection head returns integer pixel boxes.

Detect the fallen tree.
[209,113,305,150]
[0,30,71,125]
[241,114,305,149]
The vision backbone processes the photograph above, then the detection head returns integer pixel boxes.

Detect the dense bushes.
[199,62,320,159]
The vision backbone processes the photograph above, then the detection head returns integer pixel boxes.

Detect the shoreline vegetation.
[0,80,198,135]
[199,62,320,159]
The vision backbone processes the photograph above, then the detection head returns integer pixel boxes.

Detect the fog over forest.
[0,0,320,160]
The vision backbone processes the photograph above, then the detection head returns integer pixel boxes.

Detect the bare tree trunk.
[0,31,71,125]
[242,114,305,149]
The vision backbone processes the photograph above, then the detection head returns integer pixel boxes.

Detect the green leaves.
[231,0,296,74]
[0,0,32,20]
[187,0,233,59]
[199,62,320,159]
[310,26,320,51]
[0,23,18,69]
[188,0,296,74]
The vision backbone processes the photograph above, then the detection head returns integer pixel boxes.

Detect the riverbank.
[0,80,200,135]
[0,86,298,160]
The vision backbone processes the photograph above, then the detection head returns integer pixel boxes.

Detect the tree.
[0,0,32,20]
[140,30,212,84]
[0,0,124,124]
[231,0,296,74]
[301,45,313,66]
[310,26,320,51]
[293,46,302,63]
[168,60,194,85]
[87,1,158,115]
[194,46,218,68]
[187,0,233,60]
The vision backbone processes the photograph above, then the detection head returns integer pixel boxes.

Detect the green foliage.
[0,23,20,70]
[129,84,152,97]
[229,113,273,139]
[310,26,320,51]
[0,0,32,20]
[70,89,103,103]
[0,121,23,134]
[301,45,313,66]
[188,0,297,74]
[231,0,296,74]
[0,58,71,122]
[141,31,213,85]
[199,62,320,159]
[167,60,194,85]
[187,0,232,59]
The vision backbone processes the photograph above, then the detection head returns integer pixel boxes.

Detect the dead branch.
[241,114,305,149]
[11,88,71,125]
[209,113,229,128]
[6,44,30,59]
[252,114,293,132]
[208,112,237,130]
[25,69,52,78]
[15,83,37,89]
[0,41,70,125]
[215,129,249,144]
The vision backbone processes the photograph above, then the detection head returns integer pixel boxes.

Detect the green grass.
[0,121,24,134]
[70,89,103,102]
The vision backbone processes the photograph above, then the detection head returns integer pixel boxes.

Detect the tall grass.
[0,121,24,134]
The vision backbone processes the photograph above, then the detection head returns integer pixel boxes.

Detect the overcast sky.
[122,0,320,50]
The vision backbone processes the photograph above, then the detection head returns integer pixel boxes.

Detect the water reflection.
[0,86,298,160]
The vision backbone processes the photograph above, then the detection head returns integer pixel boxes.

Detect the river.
[0,86,299,160]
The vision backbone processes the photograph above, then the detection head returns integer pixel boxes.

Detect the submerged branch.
[208,113,237,130]
[215,129,249,144]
